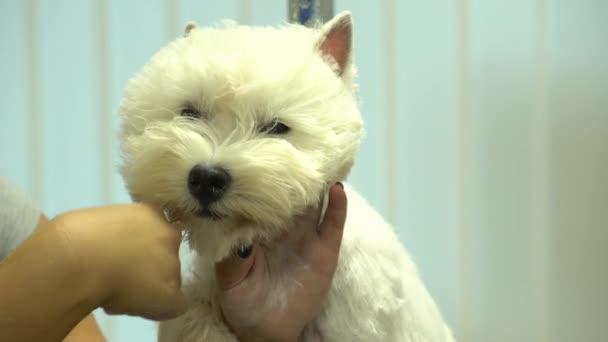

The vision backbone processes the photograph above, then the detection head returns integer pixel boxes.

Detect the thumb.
[215,244,257,290]
[319,183,348,251]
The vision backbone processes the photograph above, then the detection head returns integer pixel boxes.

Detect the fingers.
[138,203,188,319]
[297,190,326,235]
[215,244,258,290]
[141,202,183,250]
[296,185,334,243]
[104,274,189,321]
[318,183,347,251]
[159,255,188,319]
[312,188,328,226]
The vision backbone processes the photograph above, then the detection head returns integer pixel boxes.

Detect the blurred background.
[1,0,607,341]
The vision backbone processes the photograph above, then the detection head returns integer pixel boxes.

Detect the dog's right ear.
[315,11,352,77]
[184,22,198,36]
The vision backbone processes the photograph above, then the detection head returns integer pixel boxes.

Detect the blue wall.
[8,1,607,341]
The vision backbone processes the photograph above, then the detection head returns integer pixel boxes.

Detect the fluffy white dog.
[119,11,454,342]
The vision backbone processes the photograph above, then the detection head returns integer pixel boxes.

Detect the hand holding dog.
[0,202,188,342]
[216,183,348,342]
[51,203,189,321]
[0,186,346,342]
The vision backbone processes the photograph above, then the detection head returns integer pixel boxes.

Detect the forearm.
[0,216,100,342]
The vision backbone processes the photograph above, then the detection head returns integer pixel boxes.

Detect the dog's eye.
[180,105,201,119]
[262,121,290,135]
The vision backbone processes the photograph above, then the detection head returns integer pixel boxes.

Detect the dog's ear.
[315,11,352,77]
[184,22,198,36]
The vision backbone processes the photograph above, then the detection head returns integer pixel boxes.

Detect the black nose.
[188,165,231,206]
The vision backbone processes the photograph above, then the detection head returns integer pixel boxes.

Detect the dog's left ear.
[315,11,352,77]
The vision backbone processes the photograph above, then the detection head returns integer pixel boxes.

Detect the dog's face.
[120,12,362,258]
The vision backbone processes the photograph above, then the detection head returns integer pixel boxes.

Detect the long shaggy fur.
[119,11,454,342]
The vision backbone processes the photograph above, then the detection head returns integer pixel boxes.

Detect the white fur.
[119,11,454,342]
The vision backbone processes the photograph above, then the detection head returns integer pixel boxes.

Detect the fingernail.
[336,182,344,190]
[236,244,253,259]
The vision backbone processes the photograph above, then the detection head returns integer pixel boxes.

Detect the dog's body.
[119,11,453,341]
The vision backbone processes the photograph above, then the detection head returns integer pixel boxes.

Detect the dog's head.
[120,12,363,259]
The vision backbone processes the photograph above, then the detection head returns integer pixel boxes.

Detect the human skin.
[0,183,346,342]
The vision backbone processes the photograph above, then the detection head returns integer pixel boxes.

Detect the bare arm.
[0,214,103,342]
[37,215,106,342]
[0,181,346,342]
[0,204,187,342]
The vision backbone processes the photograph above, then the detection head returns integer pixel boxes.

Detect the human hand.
[51,203,188,320]
[215,183,348,342]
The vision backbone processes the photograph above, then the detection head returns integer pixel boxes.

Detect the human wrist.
[49,212,109,311]
[0,214,102,341]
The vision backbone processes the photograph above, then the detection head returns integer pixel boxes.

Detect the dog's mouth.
[194,206,257,226]
[164,204,226,222]
[195,207,224,221]
[166,201,256,225]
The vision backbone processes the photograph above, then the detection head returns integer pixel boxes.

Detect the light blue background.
[2,1,608,341]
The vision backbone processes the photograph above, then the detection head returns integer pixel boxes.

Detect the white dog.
[119,11,454,342]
